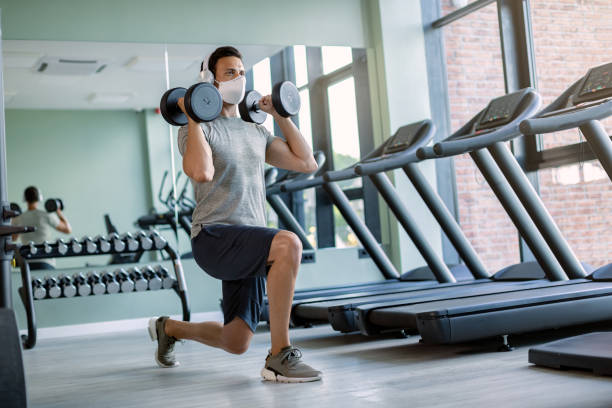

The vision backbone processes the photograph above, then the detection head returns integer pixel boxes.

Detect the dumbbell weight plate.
[272,81,301,117]
[160,87,188,126]
[239,90,266,124]
[62,282,77,298]
[184,82,223,122]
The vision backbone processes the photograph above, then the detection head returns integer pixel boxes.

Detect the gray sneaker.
[261,346,321,383]
[147,316,179,368]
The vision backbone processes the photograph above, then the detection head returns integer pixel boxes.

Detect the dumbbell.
[44,198,64,212]
[114,268,134,293]
[95,235,111,253]
[26,241,38,256]
[160,82,223,126]
[128,267,148,292]
[141,265,162,291]
[87,272,106,295]
[136,231,153,251]
[44,276,61,299]
[56,239,69,255]
[120,232,139,252]
[155,265,176,290]
[31,278,47,300]
[239,81,301,124]
[150,231,167,250]
[69,238,82,254]
[108,233,126,252]
[101,271,120,294]
[72,273,92,296]
[42,241,53,255]
[9,202,22,216]
[58,275,77,298]
[82,236,97,254]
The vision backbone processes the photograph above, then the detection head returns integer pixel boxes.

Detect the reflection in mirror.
[3,40,286,268]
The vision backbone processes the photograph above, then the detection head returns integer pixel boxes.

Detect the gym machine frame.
[15,239,190,349]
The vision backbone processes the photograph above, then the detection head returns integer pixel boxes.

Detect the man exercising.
[148,46,321,382]
[12,186,72,270]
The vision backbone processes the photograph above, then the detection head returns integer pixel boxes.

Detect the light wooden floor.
[22,323,612,408]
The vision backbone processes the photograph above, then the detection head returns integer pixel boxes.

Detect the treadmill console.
[475,89,529,131]
[573,61,612,104]
[383,122,425,155]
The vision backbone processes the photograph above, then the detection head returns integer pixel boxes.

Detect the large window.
[441,0,520,272]
[433,0,612,270]
[252,45,374,249]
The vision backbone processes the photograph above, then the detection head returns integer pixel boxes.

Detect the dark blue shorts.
[191,224,279,332]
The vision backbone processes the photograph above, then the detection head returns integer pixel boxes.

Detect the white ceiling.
[2,40,284,110]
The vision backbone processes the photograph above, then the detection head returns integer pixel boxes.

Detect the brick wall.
[441,0,612,271]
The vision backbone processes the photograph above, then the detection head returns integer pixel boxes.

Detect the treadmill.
[284,90,591,332]
[519,62,612,374]
[274,94,572,329]
[342,87,612,347]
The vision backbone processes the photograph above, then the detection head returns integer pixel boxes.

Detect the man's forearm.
[274,115,312,160]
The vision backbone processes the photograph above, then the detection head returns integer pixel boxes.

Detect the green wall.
[0,0,367,47]
[6,109,153,267]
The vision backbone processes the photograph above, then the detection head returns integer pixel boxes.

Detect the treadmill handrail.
[280,175,324,193]
[430,91,541,158]
[323,165,359,182]
[519,98,612,135]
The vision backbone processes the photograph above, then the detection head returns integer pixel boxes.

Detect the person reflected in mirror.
[12,186,72,270]
[148,46,321,383]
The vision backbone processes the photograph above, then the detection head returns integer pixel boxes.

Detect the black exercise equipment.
[521,62,612,375]
[128,267,148,292]
[58,275,77,298]
[529,332,612,376]
[101,271,120,294]
[73,272,92,297]
[346,88,612,346]
[142,265,162,291]
[44,198,64,212]
[87,272,106,295]
[114,268,134,293]
[239,81,300,124]
[31,278,46,300]
[160,82,223,126]
[9,202,21,215]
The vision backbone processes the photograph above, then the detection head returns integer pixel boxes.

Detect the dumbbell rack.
[15,235,190,349]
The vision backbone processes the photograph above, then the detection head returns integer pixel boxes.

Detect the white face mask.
[215,75,246,105]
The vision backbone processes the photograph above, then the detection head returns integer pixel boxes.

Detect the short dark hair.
[204,46,242,78]
[24,186,40,203]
